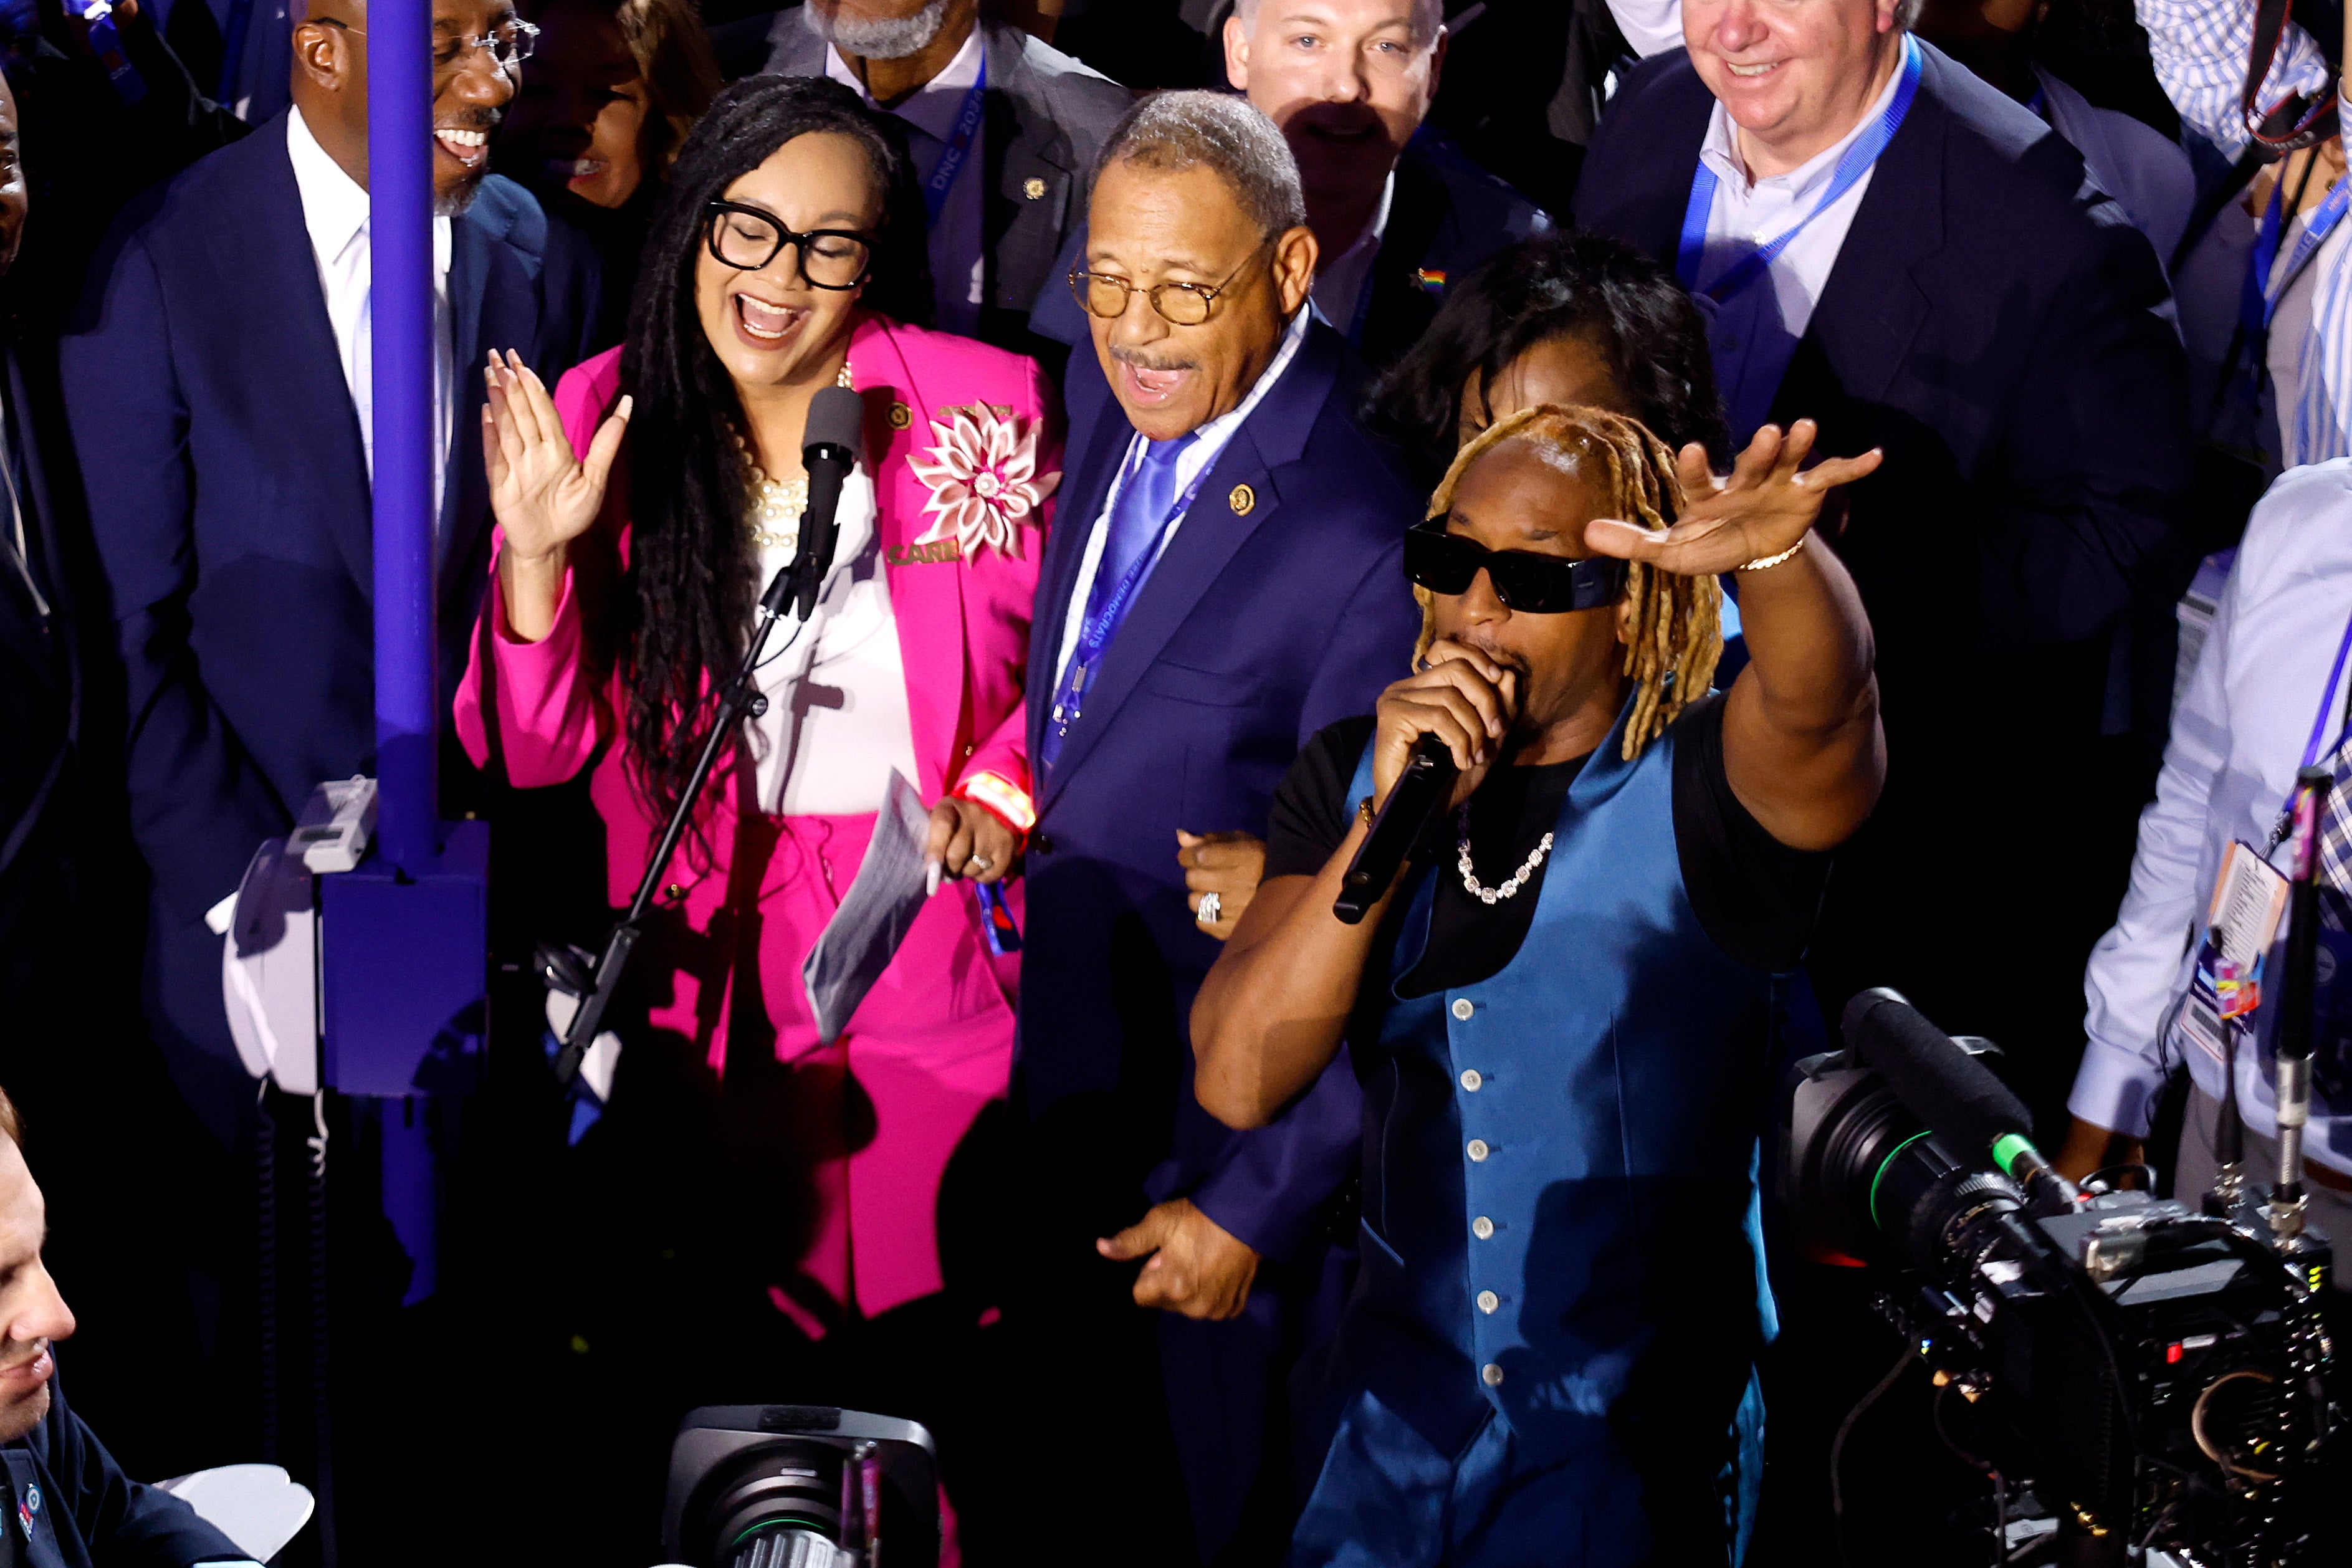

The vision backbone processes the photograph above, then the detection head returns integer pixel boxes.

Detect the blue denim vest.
[1332,699,1782,1549]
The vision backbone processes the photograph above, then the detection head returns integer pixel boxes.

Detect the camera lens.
[729,1525,850,1568]
[699,1439,845,1568]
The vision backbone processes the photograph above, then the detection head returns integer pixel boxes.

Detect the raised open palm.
[1581,419,1882,578]
[480,348,631,564]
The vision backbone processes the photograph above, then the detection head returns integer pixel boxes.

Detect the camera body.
[1782,1040,2336,1561]
[661,1406,939,1568]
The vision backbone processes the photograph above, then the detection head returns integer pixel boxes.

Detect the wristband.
[955,770,1035,838]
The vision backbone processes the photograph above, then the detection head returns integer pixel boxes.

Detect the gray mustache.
[1110,347,1198,373]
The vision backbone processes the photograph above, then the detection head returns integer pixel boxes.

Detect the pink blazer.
[456,313,1058,1071]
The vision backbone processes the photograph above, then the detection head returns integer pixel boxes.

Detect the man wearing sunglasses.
[1010,90,1421,1563]
[1192,406,1886,1566]
[56,0,598,1486]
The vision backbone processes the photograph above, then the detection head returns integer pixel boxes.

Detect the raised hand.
[481,348,630,566]
[1580,419,1881,579]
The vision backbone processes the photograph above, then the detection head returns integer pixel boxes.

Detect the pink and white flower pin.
[909,406,1060,559]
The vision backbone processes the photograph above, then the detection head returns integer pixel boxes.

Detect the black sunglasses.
[1403,520,1628,613]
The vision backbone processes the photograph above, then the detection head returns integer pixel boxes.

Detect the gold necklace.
[739,361,855,551]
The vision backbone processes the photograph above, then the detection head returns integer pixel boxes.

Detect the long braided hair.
[616,75,930,827]
[1417,404,1722,760]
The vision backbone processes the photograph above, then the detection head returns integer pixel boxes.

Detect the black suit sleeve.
[37,1377,250,1566]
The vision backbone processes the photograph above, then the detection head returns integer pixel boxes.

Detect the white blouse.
[747,460,922,817]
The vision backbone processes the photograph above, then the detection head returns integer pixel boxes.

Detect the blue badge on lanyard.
[81,1,150,105]
[2237,173,2352,386]
[922,60,988,227]
[1043,441,1213,767]
[1674,34,1923,304]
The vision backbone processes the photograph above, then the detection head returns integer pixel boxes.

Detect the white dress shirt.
[1605,0,1687,59]
[749,461,922,816]
[2075,461,2352,1174]
[2138,0,2352,468]
[1688,55,1906,442]
[829,27,987,337]
[1053,305,1314,684]
[286,105,457,533]
[1311,171,1395,342]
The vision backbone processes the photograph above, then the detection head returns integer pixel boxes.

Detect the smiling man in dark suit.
[1013,88,1420,1564]
[59,0,598,1154]
[764,0,1130,371]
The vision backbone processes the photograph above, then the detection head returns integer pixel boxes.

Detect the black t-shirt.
[1261,693,1833,993]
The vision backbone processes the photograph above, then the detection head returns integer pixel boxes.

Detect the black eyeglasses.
[1068,240,1273,327]
[1403,520,1628,613]
[705,202,875,289]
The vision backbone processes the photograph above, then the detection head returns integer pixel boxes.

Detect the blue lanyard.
[2266,605,2352,852]
[2241,175,2352,344]
[1675,34,1921,304]
[1049,442,1211,735]
[921,60,987,227]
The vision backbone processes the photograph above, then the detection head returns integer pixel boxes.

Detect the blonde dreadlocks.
[1416,404,1721,761]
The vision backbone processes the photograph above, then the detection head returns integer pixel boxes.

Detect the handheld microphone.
[1334,734,1459,925]
[785,384,866,619]
[1841,988,2080,1214]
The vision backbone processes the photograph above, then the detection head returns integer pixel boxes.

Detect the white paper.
[802,769,935,1045]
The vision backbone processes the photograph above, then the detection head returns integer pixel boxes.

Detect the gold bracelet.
[1737,536,1807,573]
[1357,795,1375,828]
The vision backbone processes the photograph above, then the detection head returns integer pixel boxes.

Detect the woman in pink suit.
[457,77,1055,1397]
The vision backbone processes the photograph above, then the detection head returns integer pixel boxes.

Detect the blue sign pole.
[370,0,437,874]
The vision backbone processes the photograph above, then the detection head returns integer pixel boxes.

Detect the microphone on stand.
[555,385,866,1088]
[783,384,866,619]
[1334,734,1460,924]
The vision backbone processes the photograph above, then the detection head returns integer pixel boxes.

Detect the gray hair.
[808,0,953,62]
[1097,90,1308,239]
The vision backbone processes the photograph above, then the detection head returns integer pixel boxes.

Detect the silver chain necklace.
[1455,804,1554,906]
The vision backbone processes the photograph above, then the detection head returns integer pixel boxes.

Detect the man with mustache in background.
[1010,90,1420,1563]
[0,1086,263,1566]
[763,0,1131,370]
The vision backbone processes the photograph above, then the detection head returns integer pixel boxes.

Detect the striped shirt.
[2141,0,2352,466]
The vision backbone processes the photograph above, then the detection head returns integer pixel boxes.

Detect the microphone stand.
[545,458,848,1088]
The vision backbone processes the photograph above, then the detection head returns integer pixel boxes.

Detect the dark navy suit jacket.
[1573,44,2190,1102]
[59,113,598,1139]
[2,1370,247,1567]
[1019,318,1422,1263]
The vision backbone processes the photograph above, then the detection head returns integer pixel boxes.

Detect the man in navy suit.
[59,0,598,1150]
[1013,89,1420,1563]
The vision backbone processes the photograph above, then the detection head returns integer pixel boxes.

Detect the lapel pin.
[1228,484,1255,515]
[887,401,913,430]
[1024,177,1048,200]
